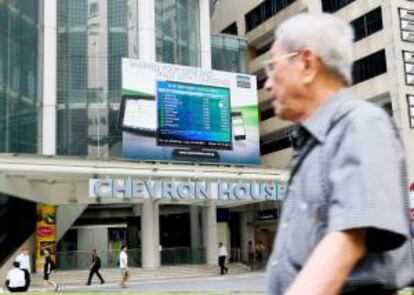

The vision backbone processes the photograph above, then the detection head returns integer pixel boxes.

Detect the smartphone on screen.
[231,111,246,141]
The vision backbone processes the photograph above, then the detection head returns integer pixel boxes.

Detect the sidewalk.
[26,263,250,291]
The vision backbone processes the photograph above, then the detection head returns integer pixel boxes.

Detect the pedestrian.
[43,249,58,291]
[255,240,265,265]
[86,249,105,285]
[15,247,31,291]
[264,13,414,295]
[218,242,228,275]
[247,240,255,269]
[119,244,128,288]
[5,261,26,292]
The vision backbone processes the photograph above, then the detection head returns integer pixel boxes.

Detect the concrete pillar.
[202,201,218,265]
[138,0,156,61]
[240,210,255,262]
[141,200,160,268]
[153,201,160,267]
[190,206,201,248]
[42,0,57,155]
[199,0,212,69]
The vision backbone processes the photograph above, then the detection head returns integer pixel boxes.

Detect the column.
[240,210,255,262]
[190,206,201,248]
[199,0,212,69]
[42,0,57,155]
[153,201,160,267]
[138,0,156,61]
[202,201,218,265]
[141,200,160,268]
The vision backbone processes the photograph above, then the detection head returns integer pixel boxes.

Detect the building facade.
[211,0,414,195]
[211,0,414,269]
[0,0,287,273]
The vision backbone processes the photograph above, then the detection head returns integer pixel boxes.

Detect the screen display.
[120,97,156,133]
[157,81,232,149]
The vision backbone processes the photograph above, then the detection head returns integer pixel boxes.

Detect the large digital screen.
[157,81,232,150]
[121,58,260,165]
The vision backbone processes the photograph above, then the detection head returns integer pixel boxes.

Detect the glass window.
[351,7,383,42]
[57,0,138,157]
[321,0,356,13]
[352,50,387,84]
[89,2,98,17]
[221,22,238,36]
[245,0,296,33]
[156,0,200,67]
[211,34,248,73]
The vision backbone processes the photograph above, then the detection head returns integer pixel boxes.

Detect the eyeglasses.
[263,52,299,77]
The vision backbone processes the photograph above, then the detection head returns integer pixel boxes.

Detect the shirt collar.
[300,88,351,143]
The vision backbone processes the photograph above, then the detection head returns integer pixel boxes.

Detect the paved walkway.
[25,263,250,291]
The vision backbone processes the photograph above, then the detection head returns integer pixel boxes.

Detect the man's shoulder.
[333,96,390,130]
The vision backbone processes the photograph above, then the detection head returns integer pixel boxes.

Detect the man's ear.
[301,48,319,85]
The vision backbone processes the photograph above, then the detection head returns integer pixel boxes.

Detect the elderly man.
[264,13,414,295]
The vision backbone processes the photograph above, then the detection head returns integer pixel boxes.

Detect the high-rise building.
[0,0,285,275]
[212,0,414,178]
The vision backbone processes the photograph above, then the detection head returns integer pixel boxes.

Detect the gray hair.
[275,13,354,85]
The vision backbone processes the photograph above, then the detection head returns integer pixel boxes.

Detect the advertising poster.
[35,205,57,272]
[120,58,260,165]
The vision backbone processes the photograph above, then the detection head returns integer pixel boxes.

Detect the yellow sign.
[35,205,57,273]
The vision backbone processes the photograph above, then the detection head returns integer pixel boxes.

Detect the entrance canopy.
[0,154,288,206]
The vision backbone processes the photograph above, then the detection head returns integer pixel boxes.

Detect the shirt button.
[271,259,279,266]
[300,202,308,211]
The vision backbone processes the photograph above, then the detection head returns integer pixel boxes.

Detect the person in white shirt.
[218,242,228,275]
[5,261,26,292]
[15,247,31,291]
[119,244,128,288]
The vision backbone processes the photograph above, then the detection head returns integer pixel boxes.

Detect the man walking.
[43,250,58,291]
[5,261,26,293]
[119,244,128,288]
[264,13,414,295]
[86,249,105,285]
[218,242,228,275]
[15,247,31,291]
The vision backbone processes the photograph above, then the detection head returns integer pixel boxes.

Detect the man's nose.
[264,76,272,92]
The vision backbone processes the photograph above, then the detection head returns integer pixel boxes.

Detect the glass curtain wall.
[155,0,200,67]
[0,0,41,153]
[57,0,138,157]
[211,34,248,74]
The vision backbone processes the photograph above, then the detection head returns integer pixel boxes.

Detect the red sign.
[37,226,54,237]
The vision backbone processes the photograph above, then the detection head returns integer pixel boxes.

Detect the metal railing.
[56,248,141,270]
[161,247,206,265]
[229,248,241,263]
[56,247,206,270]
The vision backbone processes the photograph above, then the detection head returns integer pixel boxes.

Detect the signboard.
[258,209,279,221]
[35,205,57,272]
[89,178,281,201]
[121,58,260,165]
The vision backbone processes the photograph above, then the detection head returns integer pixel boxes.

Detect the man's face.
[264,42,308,122]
